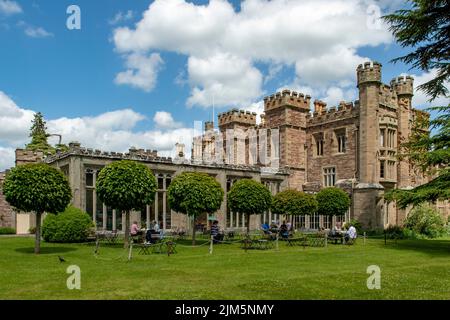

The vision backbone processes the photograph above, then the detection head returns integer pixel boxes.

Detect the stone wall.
[0,172,15,229]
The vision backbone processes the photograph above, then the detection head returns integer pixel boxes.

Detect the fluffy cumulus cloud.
[408,69,450,108]
[0,0,22,15]
[113,0,393,107]
[115,53,164,92]
[153,111,182,129]
[0,91,195,171]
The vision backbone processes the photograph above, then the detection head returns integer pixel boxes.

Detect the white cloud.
[153,111,182,129]
[0,147,15,171]
[0,91,194,171]
[407,69,450,108]
[0,91,34,145]
[24,26,53,38]
[109,10,134,25]
[0,0,22,15]
[115,52,164,92]
[113,0,393,106]
[186,53,263,108]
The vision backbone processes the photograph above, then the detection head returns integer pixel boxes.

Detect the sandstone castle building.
[1,62,448,233]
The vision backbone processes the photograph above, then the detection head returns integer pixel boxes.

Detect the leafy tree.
[167,172,224,245]
[316,187,350,216]
[96,160,157,248]
[383,1,450,208]
[383,0,449,100]
[404,203,446,238]
[272,189,318,217]
[2,163,72,253]
[227,179,272,234]
[42,206,94,243]
[26,112,54,154]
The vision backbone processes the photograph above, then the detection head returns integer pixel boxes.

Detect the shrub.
[29,227,36,234]
[403,203,446,238]
[344,219,362,234]
[385,225,405,239]
[316,187,350,216]
[0,227,16,235]
[42,206,94,243]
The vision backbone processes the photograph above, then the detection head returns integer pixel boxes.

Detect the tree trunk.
[246,214,250,235]
[34,211,42,254]
[192,215,196,246]
[124,211,130,249]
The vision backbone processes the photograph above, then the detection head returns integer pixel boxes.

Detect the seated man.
[210,220,222,244]
[261,223,270,234]
[345,224,357,243]
[279,221,289,239]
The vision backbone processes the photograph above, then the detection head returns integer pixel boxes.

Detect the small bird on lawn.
[58,255,66,263]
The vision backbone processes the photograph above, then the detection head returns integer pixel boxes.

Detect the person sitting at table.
[331,222,342,236]
[279,221,289,239]
[345,224,357,242]
[210,220,223,244]
[130,221,142,236]
[153,220,160,232]
[261,223,270,234]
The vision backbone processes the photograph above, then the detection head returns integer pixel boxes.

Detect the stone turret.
[263,89,311,112]
[218,109,257,130]
[391,75,414,97]
[204,121,214,132]
[357,61,382,87]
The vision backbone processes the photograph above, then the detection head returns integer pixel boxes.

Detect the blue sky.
[0,0,448,170]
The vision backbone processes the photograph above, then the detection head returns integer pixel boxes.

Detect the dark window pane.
[86,173,93,186]
[85,189,93,216]
[96,195,103,229]
[158,177,164,190]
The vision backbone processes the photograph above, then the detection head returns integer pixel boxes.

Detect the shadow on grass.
[15,246,78,254]
[377,238,450,256]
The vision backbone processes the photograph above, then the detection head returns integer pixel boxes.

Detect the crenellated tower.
[263,89,311,189]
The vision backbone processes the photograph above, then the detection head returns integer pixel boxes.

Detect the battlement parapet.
[15,149,45,166]
[263,89,311,112]
[218,109,257,127]
[44,144,170,164]
[307,101,359,125]
[357,61,382,85]
[390,75,414,96]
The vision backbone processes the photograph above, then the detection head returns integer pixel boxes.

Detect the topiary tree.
[227,179,272,234]
[42,206,94,243]
[272,189,318,226]
[167,172,224,245]
[2,163,72,253]
[316,187,350,217]
[96,160,157,248]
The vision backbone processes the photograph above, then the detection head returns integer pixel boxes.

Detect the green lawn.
[0,235,449,299]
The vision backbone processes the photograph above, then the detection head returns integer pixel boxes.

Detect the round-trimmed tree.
[2,163,72,253]
[272,190,318,224]
[96,160,157,248]
[167,172,224,245]
[227,179,272,234]
[316,187,350,216]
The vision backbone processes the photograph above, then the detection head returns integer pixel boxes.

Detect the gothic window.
[380,128,385,147]
[314,133,324,156]
[323,167,336,187]
[380,160,385,178]
[335,129,346,153]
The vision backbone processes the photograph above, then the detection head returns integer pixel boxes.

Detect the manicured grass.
[0,235,449,299]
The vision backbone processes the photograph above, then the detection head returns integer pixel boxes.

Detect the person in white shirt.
[345,225,357,242]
